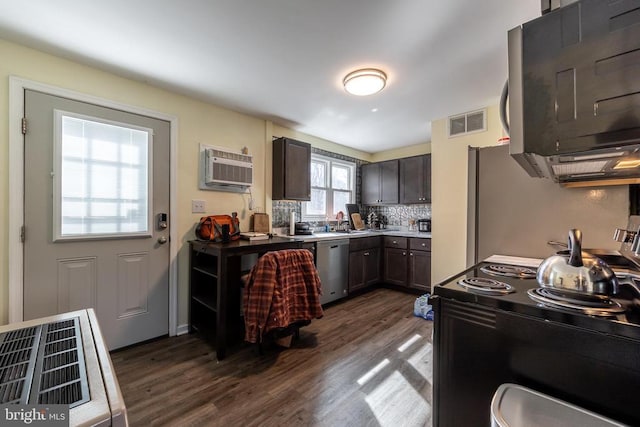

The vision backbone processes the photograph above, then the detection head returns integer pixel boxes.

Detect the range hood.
[508,0,640,186]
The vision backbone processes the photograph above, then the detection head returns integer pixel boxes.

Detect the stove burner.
[480,264,537,279]
[457,277,515,295]
[527,288,625,317]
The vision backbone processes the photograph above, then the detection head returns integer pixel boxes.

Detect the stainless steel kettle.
[536,229,619,295]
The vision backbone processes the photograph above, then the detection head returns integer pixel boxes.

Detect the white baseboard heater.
[0,309,128,426]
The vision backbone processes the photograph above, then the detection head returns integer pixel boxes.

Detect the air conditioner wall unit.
[204,147,253,187]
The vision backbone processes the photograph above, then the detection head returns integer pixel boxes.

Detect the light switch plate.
[192,199,206,213]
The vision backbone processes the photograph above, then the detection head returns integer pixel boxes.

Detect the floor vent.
[0,317,89,408]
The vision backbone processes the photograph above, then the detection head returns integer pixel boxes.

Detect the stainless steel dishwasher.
[316,239,349,305]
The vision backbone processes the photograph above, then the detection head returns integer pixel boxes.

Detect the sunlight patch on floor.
[365,371,431,426]
[397,333,422,352]
[408,341,433,384]
[357,358,390,386]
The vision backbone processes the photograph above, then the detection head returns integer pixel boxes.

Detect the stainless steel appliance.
[0,309,128,426]
[316,239,349,305]
[432,255,640,427]
[467,144,629,265]
[507,0,640,185]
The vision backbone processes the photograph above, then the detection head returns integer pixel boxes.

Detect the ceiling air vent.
[448,109,487,137]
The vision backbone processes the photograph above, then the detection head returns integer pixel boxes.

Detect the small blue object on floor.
[413,294,434,320]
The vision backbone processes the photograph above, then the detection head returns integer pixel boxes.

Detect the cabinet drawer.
[410,238,431,251]
[384,236,408,248]
[350,236,382,252]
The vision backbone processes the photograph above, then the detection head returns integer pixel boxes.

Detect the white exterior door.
[23,89,171,350]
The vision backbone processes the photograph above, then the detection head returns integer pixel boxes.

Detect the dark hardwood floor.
[111,288,433,426]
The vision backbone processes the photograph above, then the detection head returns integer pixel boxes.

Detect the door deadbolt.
[157,213,168,230]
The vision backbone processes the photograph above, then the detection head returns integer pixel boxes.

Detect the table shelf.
[189,237,305,360]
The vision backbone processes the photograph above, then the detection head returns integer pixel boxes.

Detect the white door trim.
[8,76,179,338]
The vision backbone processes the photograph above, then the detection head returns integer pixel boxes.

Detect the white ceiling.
[0,0,540,153]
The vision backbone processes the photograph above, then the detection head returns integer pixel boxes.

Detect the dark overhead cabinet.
[362,160,399,204]
[272,137,311,201]
[400,154,431,204]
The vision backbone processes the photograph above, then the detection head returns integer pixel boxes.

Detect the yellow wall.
[431,105,503,283]
[272,125,373,161]
[0,39,369,327]
[370,142,431,162]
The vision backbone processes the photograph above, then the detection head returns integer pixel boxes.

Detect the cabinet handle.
[421,243,426,247]
[364,252,370,256]
[402,251,406,256]
[392,240,397,244]
[410,252,414,256]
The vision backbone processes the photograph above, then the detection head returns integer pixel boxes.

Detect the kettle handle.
[568,229,583,267]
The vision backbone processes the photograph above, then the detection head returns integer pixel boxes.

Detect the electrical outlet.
[192,199,206,213]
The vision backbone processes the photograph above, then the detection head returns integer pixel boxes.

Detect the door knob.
[158,236,168,244]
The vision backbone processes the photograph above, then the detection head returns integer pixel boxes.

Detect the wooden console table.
[189,237,308,360]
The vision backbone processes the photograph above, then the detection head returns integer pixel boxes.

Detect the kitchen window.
[303,154,355,221]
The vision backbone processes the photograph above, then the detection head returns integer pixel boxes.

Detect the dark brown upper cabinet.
[362,160,399,204]
[272,137,311,201]
[400,154,431,204]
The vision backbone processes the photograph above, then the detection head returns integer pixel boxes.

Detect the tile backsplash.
[363,204,431,226]
[272,200,302,227]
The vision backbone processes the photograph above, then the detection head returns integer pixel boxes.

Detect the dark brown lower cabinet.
[409,250,431,292]
[349,248,380,292]
[383,236,431,291]
[348,236,381,292]
[409,238,431,292]
[383,247,407,286]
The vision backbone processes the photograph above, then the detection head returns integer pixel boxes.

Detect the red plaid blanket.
[243,249,323,343]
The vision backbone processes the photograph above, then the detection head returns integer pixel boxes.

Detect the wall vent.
[448,109,487,137]
[199,144,253,191]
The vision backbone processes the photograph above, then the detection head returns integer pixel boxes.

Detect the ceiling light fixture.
[343,68,387,96]
[614,159,640,169]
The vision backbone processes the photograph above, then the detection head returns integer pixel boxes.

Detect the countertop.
[279,229,431,242]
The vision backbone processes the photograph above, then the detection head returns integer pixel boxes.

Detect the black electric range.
[432,256,640,427]
[434,256,640,341]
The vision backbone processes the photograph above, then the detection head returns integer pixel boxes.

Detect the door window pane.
[54,112,151,239]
